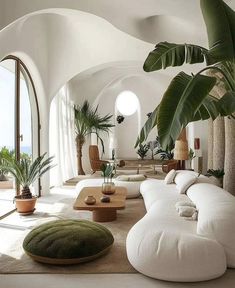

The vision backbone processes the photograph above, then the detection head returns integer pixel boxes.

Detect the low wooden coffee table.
[73,186,127,222]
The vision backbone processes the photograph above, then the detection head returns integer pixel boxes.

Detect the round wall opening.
[116,90,139,116]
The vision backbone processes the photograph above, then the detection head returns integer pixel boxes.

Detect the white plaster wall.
[0,7,210,186]
[0,9,152,192]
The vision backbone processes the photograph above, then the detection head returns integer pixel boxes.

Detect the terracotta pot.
[14,196,37,215]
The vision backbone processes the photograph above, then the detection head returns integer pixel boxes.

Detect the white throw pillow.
[176,173,197,194]
[164,169,176,184]
[175,201,196,211]
[178,206,197,217]
[116,174,146,182]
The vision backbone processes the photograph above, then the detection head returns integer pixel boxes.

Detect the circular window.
[116,90,139,116]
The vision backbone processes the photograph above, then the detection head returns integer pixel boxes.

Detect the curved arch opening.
[0,56,41,206]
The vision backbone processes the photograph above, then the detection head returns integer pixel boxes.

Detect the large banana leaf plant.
[136,0,235,151]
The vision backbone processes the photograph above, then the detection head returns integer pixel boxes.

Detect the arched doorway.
[0,56,40,216]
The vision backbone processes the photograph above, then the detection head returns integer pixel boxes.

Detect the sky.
[0,63,32,152]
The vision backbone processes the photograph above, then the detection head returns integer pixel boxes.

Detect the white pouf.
[75,178,142,199]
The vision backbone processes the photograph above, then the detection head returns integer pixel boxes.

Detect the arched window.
[0,56,41,201]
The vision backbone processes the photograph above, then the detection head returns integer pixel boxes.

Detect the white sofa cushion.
[116,174,146,181]
[187,183,235,268]
[175,173,197,194]
[75,178,141,199]
[140,179,186,211]
[164,169,176,184]
[174,170,214,184]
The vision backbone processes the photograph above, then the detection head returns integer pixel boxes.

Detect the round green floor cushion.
[23,219,114,265]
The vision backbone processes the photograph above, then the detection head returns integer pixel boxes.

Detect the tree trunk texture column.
[224,118,235,195]
[206,70,235,194]
[76,136,85,175]
[207,119,213,169]
[212,117,225,170]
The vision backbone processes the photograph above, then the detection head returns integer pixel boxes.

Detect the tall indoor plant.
[0,153,55,214]
[74,101,114,175]
[136,0,235,151]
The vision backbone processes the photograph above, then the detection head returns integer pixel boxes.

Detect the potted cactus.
[0,153,55,215]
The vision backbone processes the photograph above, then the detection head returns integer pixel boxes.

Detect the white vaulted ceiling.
[1,0,234,46]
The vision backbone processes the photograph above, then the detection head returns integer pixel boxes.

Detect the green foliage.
[143,42,207,72]
[137,0,235,151]
[0,153,55,197]
[137,144,149,160]
[155,149,174,161]
[74,101,114,154]
[188,148,196,161]
[101,163,115,182]
[206,169,225,179]
[0,147,14,177]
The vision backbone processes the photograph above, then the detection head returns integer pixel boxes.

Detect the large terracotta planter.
[14,196,37,215]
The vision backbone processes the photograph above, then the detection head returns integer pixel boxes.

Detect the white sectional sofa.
[126,171,235,282]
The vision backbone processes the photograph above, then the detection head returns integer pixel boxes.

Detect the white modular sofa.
[126,171,235,282]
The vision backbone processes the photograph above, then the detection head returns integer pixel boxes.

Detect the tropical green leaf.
[135,106,159,148]
[157,72,216,150]
[217,91,235,116]
[200,0,235,64]
[143,42,207,72]
[193,95,220,121]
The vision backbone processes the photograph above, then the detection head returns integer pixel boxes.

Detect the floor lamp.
[174,139,189,170]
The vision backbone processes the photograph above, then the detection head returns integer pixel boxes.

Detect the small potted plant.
[137,144,149,160]
[147,137,160,160]
[188,148,196,170]
[0,153,55,215]
[101,163,115,195]
[205,169,225,187]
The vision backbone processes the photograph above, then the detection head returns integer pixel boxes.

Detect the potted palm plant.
[0,153,55,215]
[74,101,114,175]
[136,0,235,151]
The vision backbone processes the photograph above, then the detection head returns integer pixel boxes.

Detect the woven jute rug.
[0,197,146,274]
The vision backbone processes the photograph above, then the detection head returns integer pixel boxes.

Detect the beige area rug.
[0,198,146,274]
